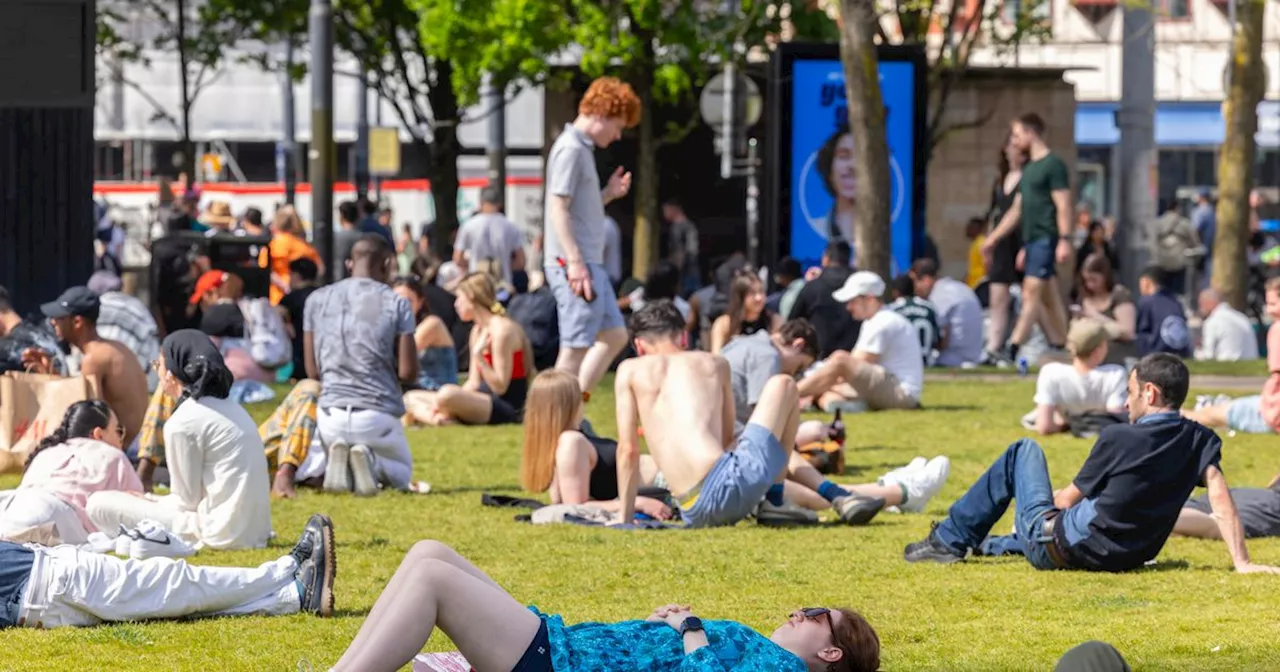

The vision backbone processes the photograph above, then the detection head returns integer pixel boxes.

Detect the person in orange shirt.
[268,205,323,305]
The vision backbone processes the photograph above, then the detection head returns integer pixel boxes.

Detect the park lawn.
[4,377,1280,671]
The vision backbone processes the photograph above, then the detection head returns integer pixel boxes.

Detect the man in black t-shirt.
[787,241,859,358]
[906,353,1280,574]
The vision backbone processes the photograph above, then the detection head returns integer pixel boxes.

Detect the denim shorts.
[1022,238,1058,280]
[683,423,787,528]
[1227,396,1275,434]
[545,264,625,348]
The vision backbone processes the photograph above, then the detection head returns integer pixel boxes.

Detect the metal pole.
[720,63,735,180]
[309,0,335,284]
[746,138,760,265]
[486,75,507,206]
[280,42,297,205]
[373,79,383,203]
[1115,2,1157,291]
[355,71,370,201]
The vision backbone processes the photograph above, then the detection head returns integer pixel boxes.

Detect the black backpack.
[507,286,559,372]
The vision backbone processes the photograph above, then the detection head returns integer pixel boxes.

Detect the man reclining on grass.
[905,353,1280,574]
[1176,472,1280,540]
[1019,318,1128,436]
[614,302,884,528]
[0,514,334,629]
[327,539,881,672]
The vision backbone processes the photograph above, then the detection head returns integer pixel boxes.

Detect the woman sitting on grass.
[521,370,672,520]
[0,400,141,545]
[391,275,457,391]
[709,269,782,354]
[405,273,534,426]
[328,539,881,672]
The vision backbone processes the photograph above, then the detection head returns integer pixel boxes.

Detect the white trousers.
[18,544,299,628]
[316,407,414,490]
[84,492,198,543]
[0,490,91,545]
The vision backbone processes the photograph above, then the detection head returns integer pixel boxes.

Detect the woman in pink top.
[0,400,142,544]
[1186,277,1280,434]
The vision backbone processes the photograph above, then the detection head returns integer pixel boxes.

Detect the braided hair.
[24,400,114,472]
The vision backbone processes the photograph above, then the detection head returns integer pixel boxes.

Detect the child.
[966,216,988,289]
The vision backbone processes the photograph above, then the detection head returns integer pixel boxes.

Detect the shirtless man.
[615,301,883,527]
[21,286,149,447]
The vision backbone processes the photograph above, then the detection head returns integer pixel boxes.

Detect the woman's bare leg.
[403,391,438,425]
[987,283,1011,354]
[334,541,540,672]
[433,385,496,425]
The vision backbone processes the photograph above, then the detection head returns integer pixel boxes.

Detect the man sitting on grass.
[0,514,335,629]
[797,271,924,411]
[906,354,1280,574]
[615,302,883,527]
[1020,318,1128,436]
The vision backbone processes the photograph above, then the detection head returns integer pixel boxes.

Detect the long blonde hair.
[457,272,537,380]
[520,370,581,493]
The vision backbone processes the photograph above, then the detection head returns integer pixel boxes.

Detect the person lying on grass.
[613,301,884,528]
[906,353,1280,574]
[1019,318,1127,436]
[1176,471,1280,540]
[0,514,334,630]
[326,539,880,672]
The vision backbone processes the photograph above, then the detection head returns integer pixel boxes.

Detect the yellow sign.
[368,127,402,177]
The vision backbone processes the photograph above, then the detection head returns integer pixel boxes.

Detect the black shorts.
[512,619,554,672]
[481,379,526,426]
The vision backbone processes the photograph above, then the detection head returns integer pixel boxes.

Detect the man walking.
[543,76,641,401]
[982,113,1071,362]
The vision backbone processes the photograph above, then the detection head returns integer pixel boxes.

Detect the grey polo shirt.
[543,123,606,265]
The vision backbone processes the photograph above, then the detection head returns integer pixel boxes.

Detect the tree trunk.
[176,0,195,181]
[630,34,659,278]
[428,61,461,262]
[1213,0,1267,309]
[837,0,892,280]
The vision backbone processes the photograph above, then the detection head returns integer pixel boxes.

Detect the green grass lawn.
[5,376,1280,671]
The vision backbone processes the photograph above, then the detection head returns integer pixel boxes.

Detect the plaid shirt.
[96,291,160,378]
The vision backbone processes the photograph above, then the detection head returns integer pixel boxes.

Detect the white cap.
[832,271,886,303]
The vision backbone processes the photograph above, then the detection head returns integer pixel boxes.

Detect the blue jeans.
[934,439,1061,570]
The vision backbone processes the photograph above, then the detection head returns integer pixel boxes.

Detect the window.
[1158,0,1190,19]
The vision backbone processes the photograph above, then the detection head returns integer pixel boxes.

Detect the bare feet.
[272,464,298,499]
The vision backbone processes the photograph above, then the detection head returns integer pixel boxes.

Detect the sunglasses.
[801,607,850,666]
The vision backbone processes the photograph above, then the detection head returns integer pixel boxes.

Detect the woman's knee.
[408,539,458,564]
[434,385,462,408]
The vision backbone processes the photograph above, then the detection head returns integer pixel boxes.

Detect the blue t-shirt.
[303,277,415,416]
[534,608,806,672]
[1136,290,1191,357]
[1063,413,1222,572]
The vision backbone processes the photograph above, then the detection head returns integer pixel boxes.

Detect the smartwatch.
[678,616,704,637]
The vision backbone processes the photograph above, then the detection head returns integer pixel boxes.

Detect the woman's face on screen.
[830,133,857,201]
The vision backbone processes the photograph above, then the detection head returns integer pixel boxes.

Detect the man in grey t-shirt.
[455,186,526,285]
[304,234,420,495]
[543,76,640,400]
[333,201,363,280]
[910,259,984,367]
[720,321,820,432]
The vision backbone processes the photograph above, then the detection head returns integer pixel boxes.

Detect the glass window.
[1257,150,1280,188]
[1158,150,1190,207]
[1161,0,1189,18]
[1191,150,1216,188]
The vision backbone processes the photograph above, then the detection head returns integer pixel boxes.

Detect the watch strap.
[678,616,704,636]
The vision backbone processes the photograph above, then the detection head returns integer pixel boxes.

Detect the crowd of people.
[0,80,1277,671]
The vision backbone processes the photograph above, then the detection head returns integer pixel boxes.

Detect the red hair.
[579,77,641,128]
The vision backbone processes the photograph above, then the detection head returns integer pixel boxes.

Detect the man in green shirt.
[982,112,1072,362]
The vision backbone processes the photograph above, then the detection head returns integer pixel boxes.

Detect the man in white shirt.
[454,186,526,285]
[1024,318,1128,435]
[1195,288,1259,362]
[797,271,924,410]
[909,259,984,367]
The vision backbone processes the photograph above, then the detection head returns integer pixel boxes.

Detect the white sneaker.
[1020,410,1038,429]
[323,442,351,493]
[349,444,379,497]
[114,525,131,555]
[128,520,195,560]
[879,457,927,487]
[894,456,951,514]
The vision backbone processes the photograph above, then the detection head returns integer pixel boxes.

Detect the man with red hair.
[543,76,641,404]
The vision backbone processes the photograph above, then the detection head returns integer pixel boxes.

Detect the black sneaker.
[293,514,336,616]
[832,495,885,525]
[980,349,1013,368]
[904,523,965,564]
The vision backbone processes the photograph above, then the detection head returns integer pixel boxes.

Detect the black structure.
[0,0,97,317]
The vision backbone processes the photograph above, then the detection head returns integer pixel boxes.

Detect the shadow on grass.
[919,404,982,412]
[428,484,522,495]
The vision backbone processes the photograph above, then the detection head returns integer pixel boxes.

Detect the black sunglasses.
[801,608,850,666]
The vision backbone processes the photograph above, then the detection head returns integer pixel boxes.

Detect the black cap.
[40,286,101,319]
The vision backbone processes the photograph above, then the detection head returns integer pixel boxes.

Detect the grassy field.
[5,376,1280,671]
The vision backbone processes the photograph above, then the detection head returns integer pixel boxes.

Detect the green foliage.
[5,375,1280,670]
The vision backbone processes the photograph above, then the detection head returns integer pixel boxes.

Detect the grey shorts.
[545,263,625,348]
[683,423,788,528]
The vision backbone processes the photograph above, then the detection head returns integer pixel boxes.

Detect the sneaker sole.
[755,514,819,527]
[349,446,378,497]
[323,443,351,493]
[316,520,336,617]
[839,498,885,525]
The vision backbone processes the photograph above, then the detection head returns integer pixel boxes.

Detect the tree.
[835,0,892,279]
[1214,0,1268,309]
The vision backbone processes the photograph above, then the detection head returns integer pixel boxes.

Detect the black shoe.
[904,523,965,564]
[832,495,885,525]
[293,514,336,616]
[980,350,1013,369]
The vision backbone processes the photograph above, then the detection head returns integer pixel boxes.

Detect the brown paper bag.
[0,372,101,473]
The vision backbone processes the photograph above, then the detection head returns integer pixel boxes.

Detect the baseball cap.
[832,271,886,303]
[190,270,229,305]
[1067,318,1109,358]
[41,286,101,319]
[87,270,123,296]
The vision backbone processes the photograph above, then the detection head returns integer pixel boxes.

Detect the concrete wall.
[926,73,1077,280]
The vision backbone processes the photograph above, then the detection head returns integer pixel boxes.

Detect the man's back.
[929,277,984,367]
[720,331,781,429]
[619,351,729,496]
[1137,291,1190,356]
[304,277,415,417]
[857,308,925,399]
[457,213,524,283]
[81,339,149,445]
[1033,362,1128,416]
[1065,415,1222,571]
[889,297,939,364]
[1151,211,1199,272]
[1201,304,1258,361]
[790,266,858,357]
